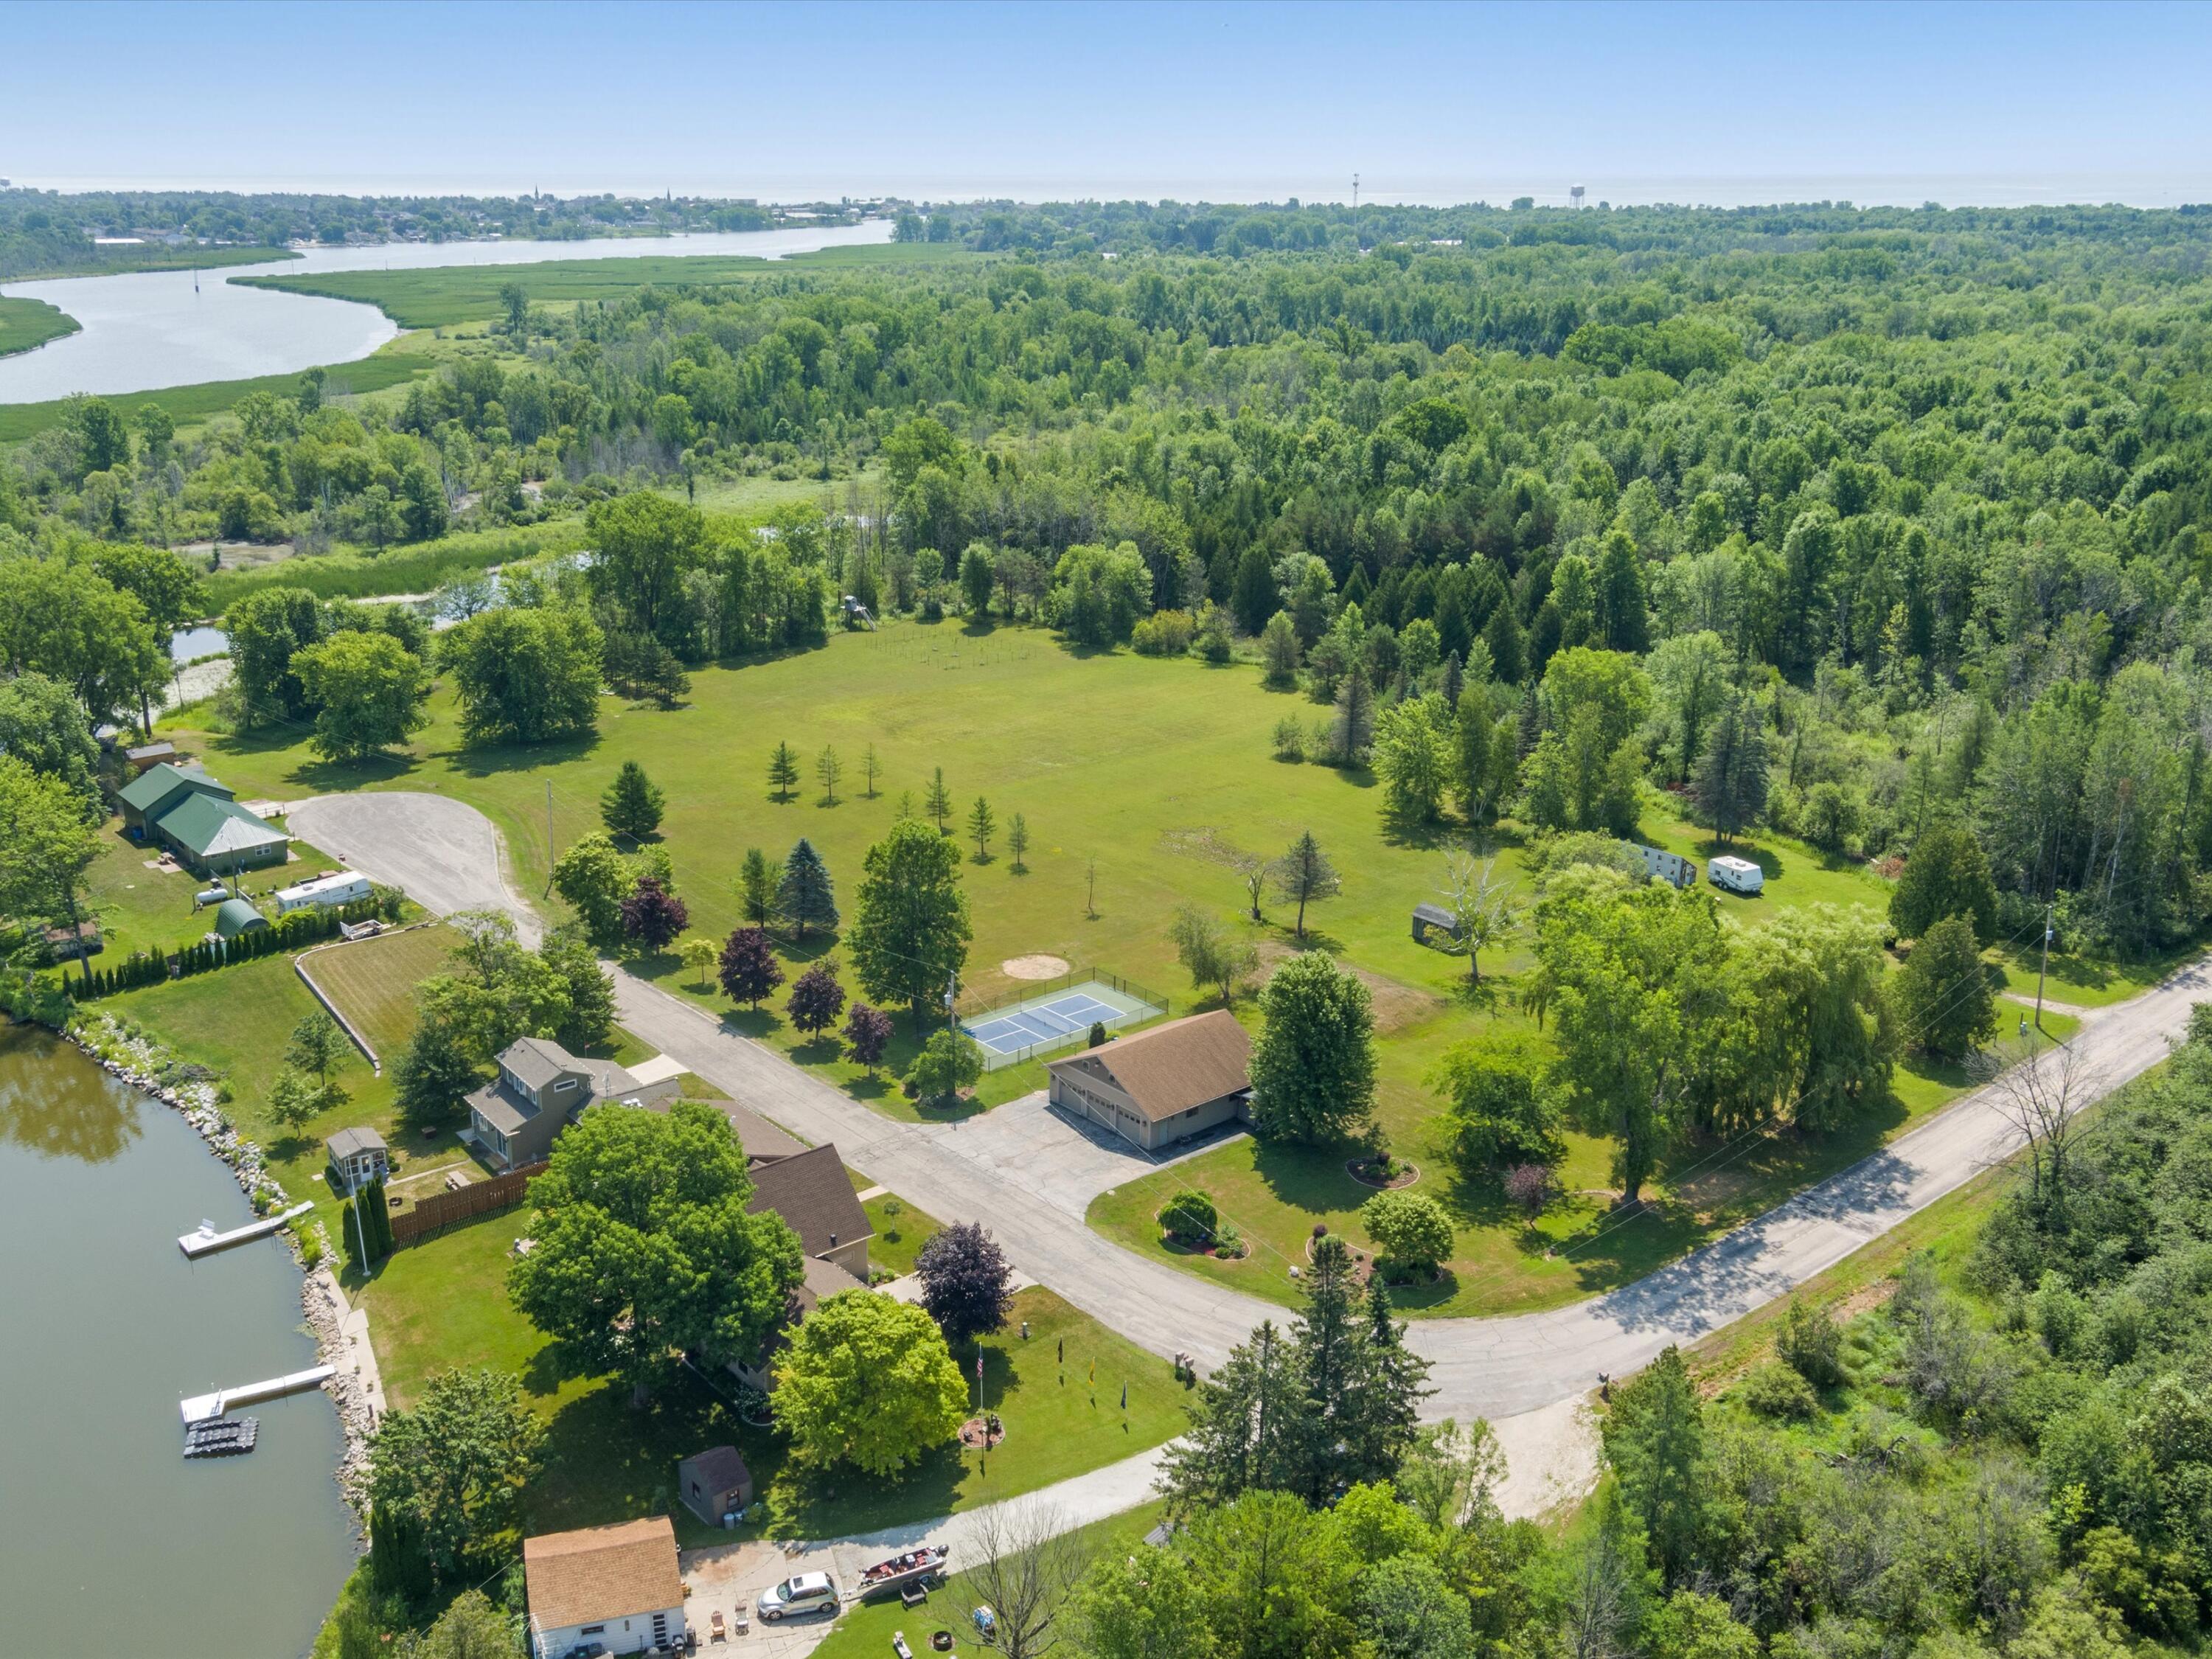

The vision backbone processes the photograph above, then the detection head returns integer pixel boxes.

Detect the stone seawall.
[64,1011,376,1512]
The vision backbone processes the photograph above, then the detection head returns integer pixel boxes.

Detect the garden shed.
[676,1444,754,1525]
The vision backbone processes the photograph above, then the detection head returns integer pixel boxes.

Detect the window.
[581,1627,605,1637]
[554,1077,578,1093]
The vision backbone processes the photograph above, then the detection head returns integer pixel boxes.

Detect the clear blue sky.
[6,0,2207,206]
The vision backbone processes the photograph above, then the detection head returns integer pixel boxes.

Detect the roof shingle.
[524,1516,683,1635]
[1048,1009,1251,1123]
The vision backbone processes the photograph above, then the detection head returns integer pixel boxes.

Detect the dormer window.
[554,1077,579,1093]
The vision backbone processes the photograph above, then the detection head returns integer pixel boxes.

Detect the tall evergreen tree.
[1690,693,1769,845]
[1158,1320,1312,1513]
[776,838,839,942]
[737,847,780,926]
[767,741,801,803]
[1231,545,1278,636]
[925,766,954,832]
[1600,1346,1709,1587]
[1596,528,1650,653]
[1270,831,1341,940]
[599,759,665,840]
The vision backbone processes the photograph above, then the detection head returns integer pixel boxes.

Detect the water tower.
[1571,184,1586,211]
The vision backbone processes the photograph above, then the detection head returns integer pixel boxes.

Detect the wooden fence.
[390,1161,547,1246]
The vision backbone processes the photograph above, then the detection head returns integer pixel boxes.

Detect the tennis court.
[962,978,1161,1068]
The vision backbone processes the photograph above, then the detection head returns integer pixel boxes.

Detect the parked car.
[1708,854,1764,896]
[757,1571,841,1622]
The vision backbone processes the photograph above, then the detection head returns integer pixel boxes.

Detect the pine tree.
[862,742,882,798]
[815,744,842,805]
[776,838,839,942]
[1007,813,1029,873]
[599,759,665,840]
[1440,648,1464,709]
[1690,693,1770,846]
[767,741,801,803]
[737,847,779,926]
[1485,599,1526,686]
[1270,831,1340,941]
[967,796,995,862]
[925,767,953,833]
[1158,1319,1310,1512]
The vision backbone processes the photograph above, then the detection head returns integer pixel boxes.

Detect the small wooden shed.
[677,1444,754,1525]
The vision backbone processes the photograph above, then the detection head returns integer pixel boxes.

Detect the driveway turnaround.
[314,792,2211,1425]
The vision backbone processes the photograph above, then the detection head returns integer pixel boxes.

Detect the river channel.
[0,219,892,403]
[0,1022,356,1658]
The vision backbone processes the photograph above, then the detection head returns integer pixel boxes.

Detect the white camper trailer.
[1708,855,1764,896]
[274,870,372,914]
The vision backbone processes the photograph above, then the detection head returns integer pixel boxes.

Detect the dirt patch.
[1255,942,1445,1034]
[1159,827,1257,869]
[1672,1163,1763,1224]
[1833,1280,1899,1321]
[1001,953,1071,981]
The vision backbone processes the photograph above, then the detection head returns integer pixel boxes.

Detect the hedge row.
[63,896,394,1001]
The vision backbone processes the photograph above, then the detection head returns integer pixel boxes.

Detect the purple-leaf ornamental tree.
[620,877,689,951]
[915,1220,1015,1349]
[787,960,848,1036]
[843,1002,894,1074]
[718,926,784,1009]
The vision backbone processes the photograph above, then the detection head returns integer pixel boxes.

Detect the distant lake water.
[0,220,893,403]
[0,1022,356,1657]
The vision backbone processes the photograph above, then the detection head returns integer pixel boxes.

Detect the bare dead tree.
[1978,1036,2101,1217]
[955,1502,1093,1659]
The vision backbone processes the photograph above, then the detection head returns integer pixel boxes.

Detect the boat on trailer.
[856,1544,950,1601]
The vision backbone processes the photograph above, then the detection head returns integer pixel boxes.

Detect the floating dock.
[180,1364,335,1424]
[178,1201,314,1259]
[184,1416,259,1458]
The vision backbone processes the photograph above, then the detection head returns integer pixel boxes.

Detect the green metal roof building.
[116,762,231,834]
[154,793,290,877]
[211,897,270,939]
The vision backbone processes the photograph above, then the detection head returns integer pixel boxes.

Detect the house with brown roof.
[1045,1009,1252,1153]
[728,1142,875,1392]
[523,1515,686,1658]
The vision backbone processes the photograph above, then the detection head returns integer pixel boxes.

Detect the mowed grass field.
[240,242,979,328]
[0,294,80,358]
[165,618,2143,1315]
[301,923,456,1058]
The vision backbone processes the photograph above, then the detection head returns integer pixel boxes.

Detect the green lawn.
[0,341,437,444]
[159,622,2129,1317]
[809,1500,1169,1659]
[240,243,979,329]
[80,815,358,964]
[0,295,80,358]
[301,922,458,1060]
[863,1192,942,1279]
[357,1215,1185,1543]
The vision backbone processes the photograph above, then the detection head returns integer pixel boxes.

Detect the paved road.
[303,791,2210,1423]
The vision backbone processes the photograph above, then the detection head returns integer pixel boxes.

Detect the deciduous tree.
[842,1001,894,1074]
[737,846,780,926]
[1249,951,1375,1144]
[0,757,102,986]
[850,818,970,1021]
[773,1290,967,1476]
[786,959,846,1036]
[718,926,784,1009]
[509,1101,801,1399]
[1170,902,1258,1006]
[909,1027,984,1105]
[442,605,602,746]
[365,1368,544,1586]
[1896,911,1997,1060]
[915,1220,1015,1347]
[619,876,689,952]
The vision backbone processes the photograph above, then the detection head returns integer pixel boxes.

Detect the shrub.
[1212,1220,1246,1259]
[1132,608,1196,656]
[1361,1189,1455,1276]
[1272,715,1306,761]
[1777,1298,1846,1388]
[1160,1190,1219,1243]
[1740,1360,1819,1421]
[1503,1162,1552,1217]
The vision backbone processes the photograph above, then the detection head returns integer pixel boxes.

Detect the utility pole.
[2034,902,2053,1032]
[543,781,554,894]
[1352,172,1359,213]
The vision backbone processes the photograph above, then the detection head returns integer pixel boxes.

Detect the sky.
[5,0,2209,207]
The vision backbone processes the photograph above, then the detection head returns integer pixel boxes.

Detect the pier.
[178,1201,313,1259]
[179,1364,336,1424]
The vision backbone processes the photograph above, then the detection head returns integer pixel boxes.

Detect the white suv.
[757,1571,840,1622]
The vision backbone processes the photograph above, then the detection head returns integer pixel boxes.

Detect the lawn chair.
[731,1604,748,1636]
[710,1609,725,1643]
[892,1635,914,1659]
